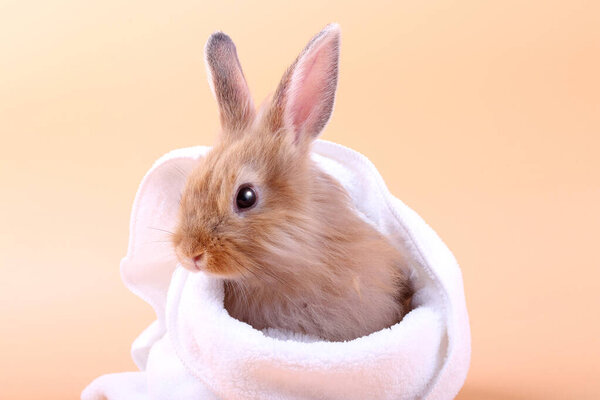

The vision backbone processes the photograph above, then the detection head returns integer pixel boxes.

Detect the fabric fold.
[82,140,470,400]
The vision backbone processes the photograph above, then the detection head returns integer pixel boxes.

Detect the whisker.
[233,279,252,312]
[147,227,175,235]
[173,165,188,178]
[228,253,261,281]
[227,242,289,287]
[226,256,258,312]
[231,252,298,302]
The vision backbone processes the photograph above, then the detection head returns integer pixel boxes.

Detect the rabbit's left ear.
[205,32,255,134]
[267,24,340,144]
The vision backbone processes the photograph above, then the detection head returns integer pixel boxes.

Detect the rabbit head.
[173,24,342,282]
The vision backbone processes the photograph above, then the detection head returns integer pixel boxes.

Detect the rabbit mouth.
[174,245,206,273]
[177,257,204,272]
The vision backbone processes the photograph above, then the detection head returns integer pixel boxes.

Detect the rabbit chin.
[178,260,242,280]
[198,259,245,279]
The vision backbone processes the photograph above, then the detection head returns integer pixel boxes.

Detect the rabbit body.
[223,166,411,341]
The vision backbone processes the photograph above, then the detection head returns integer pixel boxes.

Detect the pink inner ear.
[286,32,338,138]
[290,47,326,129]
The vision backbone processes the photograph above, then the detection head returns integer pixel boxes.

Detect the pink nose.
[193,253,205,270]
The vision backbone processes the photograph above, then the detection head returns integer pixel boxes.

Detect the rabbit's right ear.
[205,32,255,134]
[266,24,340,147]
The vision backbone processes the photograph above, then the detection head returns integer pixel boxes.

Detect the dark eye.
[235,185,257,210]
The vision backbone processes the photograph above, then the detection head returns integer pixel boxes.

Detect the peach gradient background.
[1,1,599,399]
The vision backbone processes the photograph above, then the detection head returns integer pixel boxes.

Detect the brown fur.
[172,24,413,341]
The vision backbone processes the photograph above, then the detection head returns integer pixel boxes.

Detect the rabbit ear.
[267,23,340,144]
[205,32,255,134]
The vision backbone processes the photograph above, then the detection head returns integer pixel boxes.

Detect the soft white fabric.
[82,140,470,400]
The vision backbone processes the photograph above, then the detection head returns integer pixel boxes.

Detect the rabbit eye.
[235,185,257,210]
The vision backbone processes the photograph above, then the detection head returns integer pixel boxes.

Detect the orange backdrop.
[1,1,598,399]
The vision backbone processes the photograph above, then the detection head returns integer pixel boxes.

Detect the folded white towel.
[82,140,470,400]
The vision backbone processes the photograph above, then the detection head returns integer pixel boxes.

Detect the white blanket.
[82,140,470,400]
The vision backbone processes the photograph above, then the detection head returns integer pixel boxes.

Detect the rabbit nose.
[192,253,205,270]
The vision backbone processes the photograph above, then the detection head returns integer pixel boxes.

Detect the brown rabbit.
[172,24,413,341]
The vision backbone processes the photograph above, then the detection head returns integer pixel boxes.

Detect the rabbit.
[172,23,413,341]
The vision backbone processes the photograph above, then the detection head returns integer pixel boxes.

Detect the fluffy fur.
[172,24,413,341]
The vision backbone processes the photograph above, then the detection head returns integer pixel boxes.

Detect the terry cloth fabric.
[82,140,471,400]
